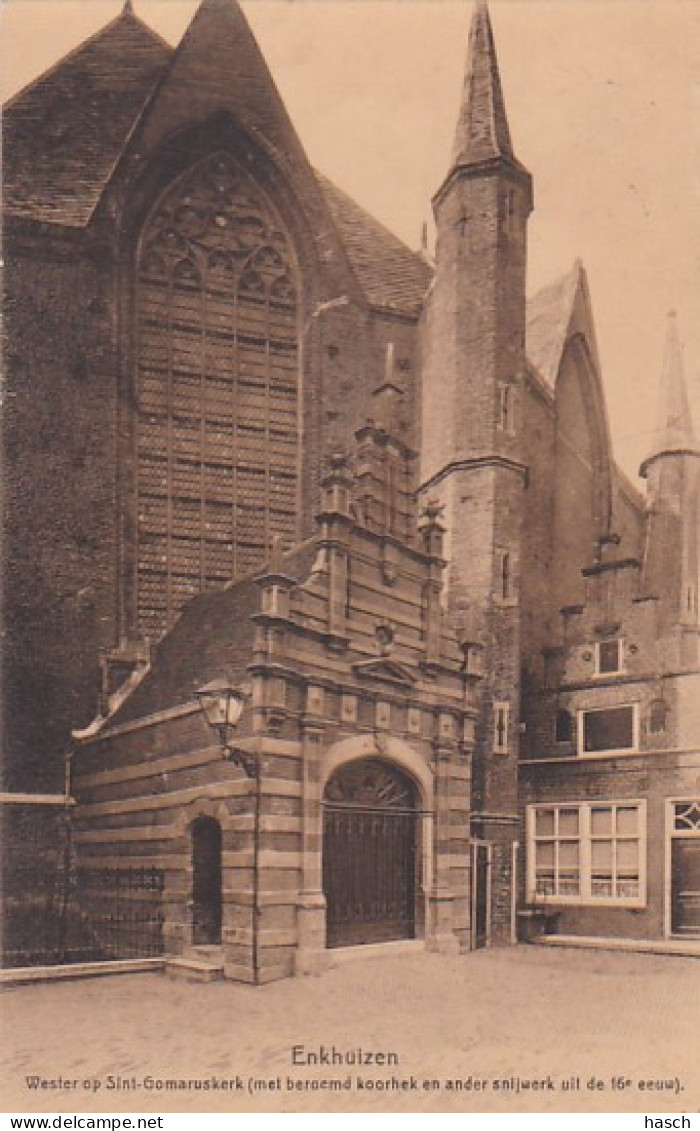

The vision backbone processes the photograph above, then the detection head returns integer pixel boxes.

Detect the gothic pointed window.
[134,153,300,639]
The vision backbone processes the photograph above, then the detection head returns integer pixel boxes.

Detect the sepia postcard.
[1,0,699,1117]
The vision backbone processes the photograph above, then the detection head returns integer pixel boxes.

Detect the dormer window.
[595,639,624,676]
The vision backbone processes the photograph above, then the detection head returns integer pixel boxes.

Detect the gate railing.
[2,865,165,968]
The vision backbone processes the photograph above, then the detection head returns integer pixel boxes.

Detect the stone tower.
[420,1,533,941]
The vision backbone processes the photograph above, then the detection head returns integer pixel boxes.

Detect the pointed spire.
[452,1,513,166]
[122,0,134,14]
[641,312,700,476]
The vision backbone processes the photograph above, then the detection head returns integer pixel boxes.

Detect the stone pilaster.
[295,722,331,975]
[426,739,460,955]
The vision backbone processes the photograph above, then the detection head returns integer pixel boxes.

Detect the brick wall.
[3,234,120,790]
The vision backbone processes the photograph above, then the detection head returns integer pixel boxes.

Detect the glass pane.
[591,879,614,897]
[535,810,555,836]
[591,808,612,836]
[674,801,700,832]
[592,840,613,869]
[558,873,580,896]
[616,878,639,898]
[536,842,555,867]
[617,840,639,869]
[535,875,555,896]
[583,707,634,752]
[598,640,621,673]
[559,809,579,836]
[559,840,579,866]
[616,807,639,835]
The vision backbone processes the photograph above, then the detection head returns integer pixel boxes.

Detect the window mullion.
[582,805,592,900]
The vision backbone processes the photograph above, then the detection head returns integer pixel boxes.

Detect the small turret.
[640,312,700,479]
[641,314,700,639]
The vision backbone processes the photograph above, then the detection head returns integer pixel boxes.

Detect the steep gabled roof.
[108,540,318,728]
[2,7,170,227]
[2,5,431,317]
[526,259,601,391]
[316,174,432,316]
[526,265,580,389]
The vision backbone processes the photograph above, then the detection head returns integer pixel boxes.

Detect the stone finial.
[421,498,446,527]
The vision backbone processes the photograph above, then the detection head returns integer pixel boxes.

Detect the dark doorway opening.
[471,841,491,949]
[671,838,700,937]
[191,817,222,946]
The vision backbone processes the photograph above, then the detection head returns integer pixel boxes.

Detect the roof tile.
[3,10,170,227]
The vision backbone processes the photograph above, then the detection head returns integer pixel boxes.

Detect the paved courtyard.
[2,945,698,1114]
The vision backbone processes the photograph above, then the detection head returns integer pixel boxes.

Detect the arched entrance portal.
[191,817,222,946]
[323,758,418,948]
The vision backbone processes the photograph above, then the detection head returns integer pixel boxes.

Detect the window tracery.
[135,153,300,638]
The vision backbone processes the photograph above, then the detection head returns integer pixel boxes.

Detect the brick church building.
[3,0,698,980]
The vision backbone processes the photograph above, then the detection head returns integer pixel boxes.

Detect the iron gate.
[323,758,417,948]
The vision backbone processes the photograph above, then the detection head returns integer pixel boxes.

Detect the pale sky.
[3,0,699,483]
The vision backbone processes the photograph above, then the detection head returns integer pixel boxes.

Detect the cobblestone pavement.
[2,946,698,1114]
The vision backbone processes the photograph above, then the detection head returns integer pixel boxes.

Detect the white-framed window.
[577,703,639,756]
[594,638,625,676]
[527,800,646,906]
[494,701,510,753]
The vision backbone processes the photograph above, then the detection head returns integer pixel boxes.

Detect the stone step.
[537,934,700,959]
[188,945,224,961]
[165,956,224,983]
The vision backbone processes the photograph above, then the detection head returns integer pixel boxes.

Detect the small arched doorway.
[323,758,418,948]
[191,817,222,945]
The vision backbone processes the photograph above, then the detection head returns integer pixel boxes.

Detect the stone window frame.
[576,702,639,758]
[526,800,647,908]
